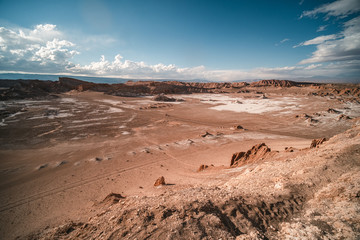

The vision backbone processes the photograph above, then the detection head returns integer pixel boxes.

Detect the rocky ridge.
[2,78,359,101]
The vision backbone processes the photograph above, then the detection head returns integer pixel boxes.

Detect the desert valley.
[0,78,359,239]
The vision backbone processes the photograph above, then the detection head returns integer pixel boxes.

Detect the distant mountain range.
[0,73,211,84]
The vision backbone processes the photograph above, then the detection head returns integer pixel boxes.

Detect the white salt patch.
[0,120,7,126]
[180,94,301,114]
[14,100,50,104]
[208,96,299,114]
[125,114,137,122]
[119,125,126,129]
[154,101,183,104]
[224,132,289,141]
[106,107,124,113]
[55,113,74,118]
[98,99,124,105]
[72,117,109,123]
[60,98,77,103]
[122,131,130,135]
[67,122,102,128]
[28,115,46,120]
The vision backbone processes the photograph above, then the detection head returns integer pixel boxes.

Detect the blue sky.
[0,0,359,82]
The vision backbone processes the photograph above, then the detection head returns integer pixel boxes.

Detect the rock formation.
[154,176,166,186]
[200,131,213,137]
[250,79,298,87]
[197,164,209,172]
[233,125,244,130]
[230,143,271,167]
[152,94,184,102]
[100,193,125,205]
[338,114,351,120]
[310,138,327,148]
[327,108,342,114]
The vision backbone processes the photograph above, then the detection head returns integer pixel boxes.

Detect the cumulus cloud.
[1,23,359,82]
[0,24,78,72]
[297,0,360,67]
[300,0,360,19]
[299,16,360,64]
[69,54,208,80]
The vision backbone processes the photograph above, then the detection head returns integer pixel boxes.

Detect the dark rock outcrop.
[197,164,209,172]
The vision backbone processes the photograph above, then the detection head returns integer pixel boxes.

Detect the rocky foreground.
[26,124,360,240]
[1,78,359,239]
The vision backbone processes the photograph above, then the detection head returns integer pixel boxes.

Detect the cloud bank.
[0,20,359,82]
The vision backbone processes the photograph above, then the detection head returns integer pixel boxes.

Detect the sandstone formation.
[200,131,213,137]
[197,164,209,172]
[230,143,271,167]
[100,193,125,205]
[338,114,351,120]
[233,125,244,130]
[152,94,184,102]
[310,138,327,148]
[250,79,300,87]
[327,108,342,114]
[139,103,173,110]
[154,176,166,186]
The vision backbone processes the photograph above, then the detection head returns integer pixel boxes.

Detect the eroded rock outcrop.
[154,176,166,186]
[310,138,327,148]
[250,80,298,88]
[197,164,209,172]
[230,143,271,167]
[99,193,125,206]
[152,94,184,102]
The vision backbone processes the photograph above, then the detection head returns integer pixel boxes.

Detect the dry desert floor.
[0,87,359,239]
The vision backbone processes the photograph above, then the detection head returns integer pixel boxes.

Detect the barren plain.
[0,79,359,239]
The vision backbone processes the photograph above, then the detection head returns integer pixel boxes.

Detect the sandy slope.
[26,124,360,240]
[0,87,359,239]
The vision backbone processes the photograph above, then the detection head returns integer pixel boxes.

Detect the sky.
[0,0,359,82]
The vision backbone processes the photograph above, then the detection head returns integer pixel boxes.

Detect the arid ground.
[0,80,359,239]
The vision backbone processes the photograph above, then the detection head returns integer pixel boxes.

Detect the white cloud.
[304,64,322,70]
[317,25,327,32]
[280,38,290,43]
[300,0,360,19]
[0,24,78,72]
[0,24,359,82]
[294,34,339,48]
[275,38,290,46]
[69,54,208,80]
[299,16,360,64]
